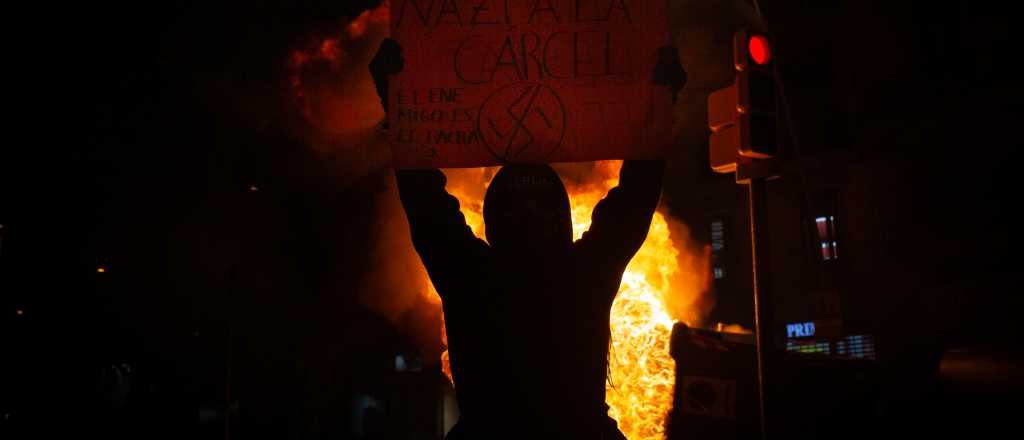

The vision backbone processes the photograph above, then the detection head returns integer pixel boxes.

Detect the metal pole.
[748,178,774,440]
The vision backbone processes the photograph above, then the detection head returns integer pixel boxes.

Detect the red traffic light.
[748,34,771,65]
[734,30,773,71]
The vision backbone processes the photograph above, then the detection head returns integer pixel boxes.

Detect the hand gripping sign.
[389,0,672,168]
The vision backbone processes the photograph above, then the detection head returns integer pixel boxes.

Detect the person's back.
[396,161,663,439]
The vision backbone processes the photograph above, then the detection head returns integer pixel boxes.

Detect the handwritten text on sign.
[389,0,671,168]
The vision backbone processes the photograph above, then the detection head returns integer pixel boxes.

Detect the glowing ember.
[437,161,708,440]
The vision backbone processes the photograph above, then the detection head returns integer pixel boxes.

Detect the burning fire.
[437,162,712,440]
[287,5,717,438]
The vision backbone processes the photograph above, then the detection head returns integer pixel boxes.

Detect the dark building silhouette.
[663,1,1023,438]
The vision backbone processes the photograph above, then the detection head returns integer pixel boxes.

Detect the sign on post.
[389,0,672,169]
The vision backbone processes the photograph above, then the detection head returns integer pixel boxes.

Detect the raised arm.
[395,169,489,294]
[370,38,487,293]
[577,160,665,267]
[574,45,681,266]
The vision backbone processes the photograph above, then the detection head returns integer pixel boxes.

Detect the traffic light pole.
[709,23,778,438]
[745,173,776,440]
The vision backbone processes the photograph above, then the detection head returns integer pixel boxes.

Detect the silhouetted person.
[371,39,683,440]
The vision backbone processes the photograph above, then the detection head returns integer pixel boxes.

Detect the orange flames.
[287,5,718,438]
[438,162,714,440]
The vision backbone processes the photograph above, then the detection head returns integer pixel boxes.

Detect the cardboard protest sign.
[389,0,672,169]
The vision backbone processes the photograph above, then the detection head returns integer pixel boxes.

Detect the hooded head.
[483,164,572,253]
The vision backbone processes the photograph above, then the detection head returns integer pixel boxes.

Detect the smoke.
[356,170,445,363]
[286,0,763,366]
[662,217,716,327]
[284,1,448,363]
[287,1,391,183]
[668,0,767,154]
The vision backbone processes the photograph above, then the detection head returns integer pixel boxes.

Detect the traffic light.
[708,29,778,173]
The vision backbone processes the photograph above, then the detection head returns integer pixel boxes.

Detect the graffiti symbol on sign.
[478,82,567,163]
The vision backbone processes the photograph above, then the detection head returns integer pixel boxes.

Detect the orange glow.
[289,7,732,439]
[286,2,390,145]
[439,310,453,383]
[717,323,753,334]
[346,3,389,39]
[436,161,715,440]
[96,267,106,273]
[15,308,24,316]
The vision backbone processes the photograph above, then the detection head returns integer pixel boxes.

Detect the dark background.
[4,0,1022,438]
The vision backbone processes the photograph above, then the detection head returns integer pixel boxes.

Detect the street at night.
[4,1,1022,439]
